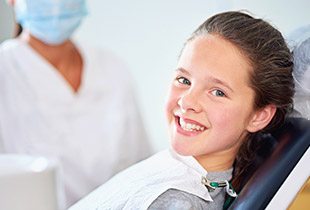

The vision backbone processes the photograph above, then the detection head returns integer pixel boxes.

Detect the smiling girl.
[70,11,294,210]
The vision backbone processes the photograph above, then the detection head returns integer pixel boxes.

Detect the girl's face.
[165,34,261,170]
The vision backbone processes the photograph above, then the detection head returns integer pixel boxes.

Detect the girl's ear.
[247,104,277,133]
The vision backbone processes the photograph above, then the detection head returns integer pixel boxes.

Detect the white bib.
[70,149,213,210]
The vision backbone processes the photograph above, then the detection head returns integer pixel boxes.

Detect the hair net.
[287,24,310,50]
[292,37,310,119]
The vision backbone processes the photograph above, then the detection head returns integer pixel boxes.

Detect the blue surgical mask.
[14,0,88,45]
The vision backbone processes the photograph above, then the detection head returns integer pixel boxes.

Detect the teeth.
[179,118,206,132]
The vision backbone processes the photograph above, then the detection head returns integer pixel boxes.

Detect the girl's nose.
[177,90,202,113]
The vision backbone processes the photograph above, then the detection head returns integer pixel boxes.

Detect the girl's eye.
[211,89,226,97]
[176,77,191,85]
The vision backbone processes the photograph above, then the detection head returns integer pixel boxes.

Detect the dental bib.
[70,149,213,210]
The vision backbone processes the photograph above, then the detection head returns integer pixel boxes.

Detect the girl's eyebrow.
[207,76,234,93]
[175,67,234,92]
[175,67,191,76]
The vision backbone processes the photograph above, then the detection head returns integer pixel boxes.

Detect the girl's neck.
[194,145,240,172]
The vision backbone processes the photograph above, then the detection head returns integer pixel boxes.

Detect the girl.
[70,11,294,210]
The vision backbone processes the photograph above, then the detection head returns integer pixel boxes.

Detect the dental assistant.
[0,0,152,207]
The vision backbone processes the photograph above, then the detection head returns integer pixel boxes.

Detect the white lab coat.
[69,149,213,210]
[0,39,152,207]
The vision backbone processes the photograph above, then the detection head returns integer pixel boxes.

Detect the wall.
[0,0,14,42]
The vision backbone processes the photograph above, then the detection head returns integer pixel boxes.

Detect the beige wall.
[289,178,310,209]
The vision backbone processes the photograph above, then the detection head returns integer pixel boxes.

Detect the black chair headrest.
[228,117,310,210]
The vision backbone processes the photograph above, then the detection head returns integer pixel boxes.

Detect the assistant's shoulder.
[0,39,25,66]
[0,39,21,75]
[0,39,23,53]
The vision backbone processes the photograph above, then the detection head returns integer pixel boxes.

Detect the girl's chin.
[170,140,193,156]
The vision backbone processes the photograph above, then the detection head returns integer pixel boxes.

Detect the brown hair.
[14,23,23,37]
[187,11,294,192]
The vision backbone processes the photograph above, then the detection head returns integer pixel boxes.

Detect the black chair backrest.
[228,117,310,210]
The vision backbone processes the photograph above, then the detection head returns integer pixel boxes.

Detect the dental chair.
[228,117,310,210]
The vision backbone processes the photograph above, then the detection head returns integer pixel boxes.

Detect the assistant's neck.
[19,31,76,67]
[19,31,83,92]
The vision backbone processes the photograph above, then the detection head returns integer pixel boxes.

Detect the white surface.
[0,155,49,175]
[0,154,61,210]
[266,147,310,210]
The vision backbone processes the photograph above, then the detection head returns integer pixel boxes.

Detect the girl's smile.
[175,115,207,137]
